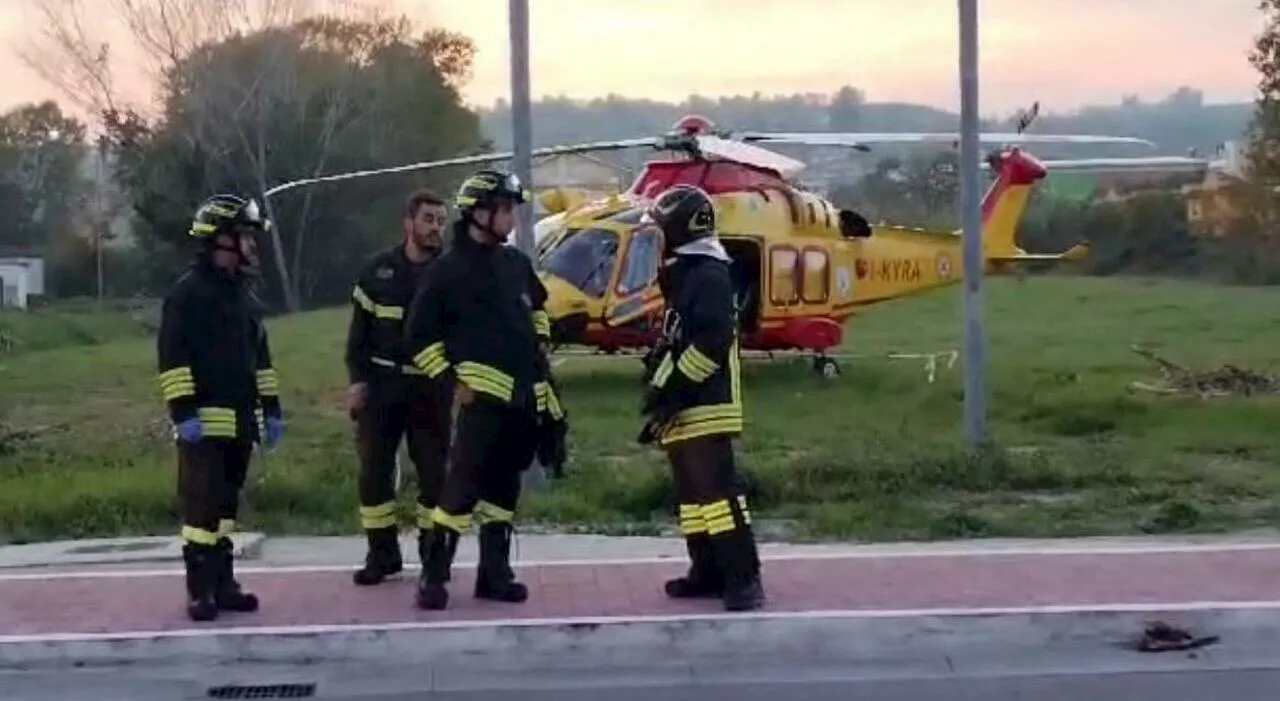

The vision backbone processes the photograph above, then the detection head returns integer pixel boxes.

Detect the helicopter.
[263,111,1157,377]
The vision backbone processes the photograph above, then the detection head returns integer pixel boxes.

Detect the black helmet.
[454,169,529,213]
[189,194,270,239]
[643,185,715,252]
[189,193,269,275]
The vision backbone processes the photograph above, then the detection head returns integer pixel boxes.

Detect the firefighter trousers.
[665,434,762,598]
[355,376,453,532]
[430,399,539,534]
[177,438,253,545]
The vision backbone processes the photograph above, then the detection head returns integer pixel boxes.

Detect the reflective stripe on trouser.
[430,401,539,534]
[354,380,452,531]
[177,439,252,545]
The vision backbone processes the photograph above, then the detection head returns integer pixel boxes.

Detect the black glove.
[536,414,569,478]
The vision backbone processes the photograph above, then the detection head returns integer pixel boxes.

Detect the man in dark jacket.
[345,188,454,587]
[157,193,285,622]
[403,168,567,611]
[638,184,764,612]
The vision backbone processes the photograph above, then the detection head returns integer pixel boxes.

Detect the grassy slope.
[2,275,1279,544]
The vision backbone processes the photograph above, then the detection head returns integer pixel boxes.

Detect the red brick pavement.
[2,549,1278,637]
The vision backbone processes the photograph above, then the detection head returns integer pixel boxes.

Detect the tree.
[0,101,87,249]
[104,14,485,308]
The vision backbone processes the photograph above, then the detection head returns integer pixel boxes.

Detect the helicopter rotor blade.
[694,135,808,177]
[1027,156,1214,174]
[264,137,664,198]
[739,132,1156,151]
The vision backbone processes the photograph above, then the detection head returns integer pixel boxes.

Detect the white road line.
[1,541,1278,581]
[1,600,1278,646]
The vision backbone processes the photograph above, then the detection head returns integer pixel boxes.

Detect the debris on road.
[1134,620,1220,652]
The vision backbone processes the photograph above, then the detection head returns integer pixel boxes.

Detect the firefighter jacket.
[404,222,562,419]
[156,262,282,442]
[345,244,435,384]
[641,248,742,447]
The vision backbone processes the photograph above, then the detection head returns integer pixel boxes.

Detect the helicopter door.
[604,226,663,329]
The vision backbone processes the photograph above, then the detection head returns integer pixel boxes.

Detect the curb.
[0,533,266,570]
[4,603,1280,680]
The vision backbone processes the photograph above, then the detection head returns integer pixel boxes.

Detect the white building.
[0,257,43,309]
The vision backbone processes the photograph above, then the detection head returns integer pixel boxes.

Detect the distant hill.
[477,86,1253,167]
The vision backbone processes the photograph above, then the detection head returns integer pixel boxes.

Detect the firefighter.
[404,168,567,611]
[157,193,285,622]
[637,184,764,612]
[346,188,454,586]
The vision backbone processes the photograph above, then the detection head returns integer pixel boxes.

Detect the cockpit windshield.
[539,227,620,298]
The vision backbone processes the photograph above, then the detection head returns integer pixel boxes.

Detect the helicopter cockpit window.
[540,227,619,298]
[617,226,661,296]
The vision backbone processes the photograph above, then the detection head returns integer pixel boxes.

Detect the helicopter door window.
[768,246,800,305]
[540,227,620,298]
[801,248,829,304]
[617,227,661,297]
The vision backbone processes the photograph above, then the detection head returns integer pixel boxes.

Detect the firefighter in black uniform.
[157,193,285,622]
[346,188,454,586]
[638,184,764,612]
[404,168,567,611]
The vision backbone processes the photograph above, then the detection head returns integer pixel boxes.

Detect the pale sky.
[0,0,1264,118]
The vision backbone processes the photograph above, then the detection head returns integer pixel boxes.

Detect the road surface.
[7,668,1280,700]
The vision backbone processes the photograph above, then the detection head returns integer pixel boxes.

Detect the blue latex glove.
[263,415,285,448]
[174,419,203,443]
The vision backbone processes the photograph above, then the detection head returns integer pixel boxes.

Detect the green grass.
[3,275,1280,544]
[0,298,155,357]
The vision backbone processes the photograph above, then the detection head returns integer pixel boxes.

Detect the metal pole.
[508,0,535,256]
[958,0,986,448]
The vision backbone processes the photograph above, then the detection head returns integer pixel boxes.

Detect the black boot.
[183,543,219,622]
[415,527,459,610]
[474,522,528,603]
[353,526,403,586]
[709,498,764,613]
[665,534,723,599]
[213,537,259,612]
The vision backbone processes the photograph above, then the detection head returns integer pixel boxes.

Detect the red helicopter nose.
[672,114,715,136]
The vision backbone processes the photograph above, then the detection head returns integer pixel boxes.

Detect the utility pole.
[95,134,109,304]
[957,0,987,449]
[508,0,535,256]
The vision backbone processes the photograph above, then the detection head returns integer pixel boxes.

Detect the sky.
[0,0,1265,118]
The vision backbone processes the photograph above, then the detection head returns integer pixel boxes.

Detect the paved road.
[336,670,1280,701]
[8,668,1280,700]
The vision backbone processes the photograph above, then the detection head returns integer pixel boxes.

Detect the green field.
[2,275,1280,544]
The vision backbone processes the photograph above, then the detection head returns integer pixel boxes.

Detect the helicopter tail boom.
[975,148,1088,267]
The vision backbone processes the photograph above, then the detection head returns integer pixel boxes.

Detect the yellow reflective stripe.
[702,499,736,535]
[218,519,237,537]
[676,344,719,382]
[679,503,706,535]
[456,362,514,402]
[531,310,550,338]
[416,503,434,530]
[197,406,238,438]
[353,285,404,319]
[476,500,514,524]
[205,204,237,218]
[158,366,195,401]
[658,403,743,446]
[431,507,473,533]
[352,284,375,312]
[181,525,219,545]
[650,352,675,388]
[534,381,565,419]
[412,342,451,378]
[360,502,398,529]
[255,368,279,396]
[190,222,217,235]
